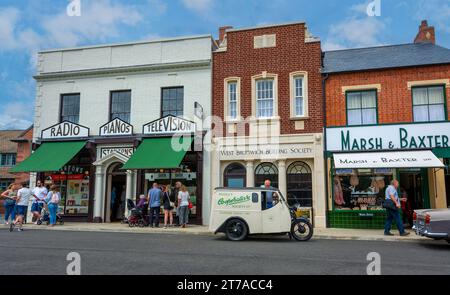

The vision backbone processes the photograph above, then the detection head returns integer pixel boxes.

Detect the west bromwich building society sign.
[326,122,450,152]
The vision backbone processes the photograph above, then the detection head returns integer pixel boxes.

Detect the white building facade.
[19,35,215,224]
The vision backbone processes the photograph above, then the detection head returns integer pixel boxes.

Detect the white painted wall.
[33,35,214,224]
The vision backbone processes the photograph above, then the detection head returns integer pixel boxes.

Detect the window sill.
[249,116,281,123]
[290,116,309,121]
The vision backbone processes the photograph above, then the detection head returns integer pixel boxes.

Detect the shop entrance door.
[105,162,127,222]
[399,169,429,226]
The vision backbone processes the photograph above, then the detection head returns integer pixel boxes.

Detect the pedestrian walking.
[1,183,17,225]
[148,182,162,228]
[177,185,190,228]
[45,185,61,227]
[11,182,32,232]
[384,180,410,236]
[163,185,174,228]
[31,180,48,224]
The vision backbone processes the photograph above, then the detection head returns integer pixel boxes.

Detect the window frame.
[109,90,132,123]
[345,89,378,126]
[223,77,241,122]
[251,73,278,119]
[59,93,81,124]
[290,71,309,119]
[0,153,16,167]
[411,84,448,123]
[160,86,184,118]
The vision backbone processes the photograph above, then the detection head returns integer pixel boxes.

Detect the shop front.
[325,122,449,229]
[10,122,95,222]
[211,134,326,228]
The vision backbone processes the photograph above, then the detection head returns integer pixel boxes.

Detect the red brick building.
[10,126,33,184]
[210,22,327,228]
[323,21,450,228]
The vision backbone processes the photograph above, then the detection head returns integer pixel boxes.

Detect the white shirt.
[32,186,48,203]
[178,191,190,207]
[17,187,32,206]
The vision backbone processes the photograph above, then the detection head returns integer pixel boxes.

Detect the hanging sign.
[41,121,89,139]
[142,115,196,135]
[99,118,133,136]
[100,146,135,159]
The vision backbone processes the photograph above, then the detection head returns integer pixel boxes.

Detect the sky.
[0,0,449,130]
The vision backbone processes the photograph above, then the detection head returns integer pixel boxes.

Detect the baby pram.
[37,205,64,225]
[126,199,148,228]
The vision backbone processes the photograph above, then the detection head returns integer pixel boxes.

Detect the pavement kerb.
[14,224,428,243]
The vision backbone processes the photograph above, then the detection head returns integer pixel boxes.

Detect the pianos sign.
[100,118,133,136]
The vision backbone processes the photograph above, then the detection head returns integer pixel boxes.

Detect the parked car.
[209,187,313,241]
[413,209,450,243]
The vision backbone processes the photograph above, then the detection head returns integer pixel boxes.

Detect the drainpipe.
[322,72,330,228]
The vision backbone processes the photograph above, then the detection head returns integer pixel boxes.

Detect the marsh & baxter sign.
[326,122,450,152]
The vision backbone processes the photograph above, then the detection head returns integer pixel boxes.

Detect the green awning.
[10,141,86,173]
[122,136,193,170]
[432,148,450,158]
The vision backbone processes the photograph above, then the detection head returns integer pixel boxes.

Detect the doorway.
[105,162,127,222]
[399,169,429,227]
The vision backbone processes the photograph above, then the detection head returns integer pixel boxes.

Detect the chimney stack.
[414,20,435,44]
[219,26,233,43]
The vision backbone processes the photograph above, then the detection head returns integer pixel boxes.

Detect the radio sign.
[41,121,89,139]
[100,118,133,136]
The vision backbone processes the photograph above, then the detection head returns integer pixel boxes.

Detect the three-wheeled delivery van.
[209,187,313,241]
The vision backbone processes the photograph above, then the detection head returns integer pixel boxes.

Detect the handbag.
[382,199,397,211]
[188,201,193,209]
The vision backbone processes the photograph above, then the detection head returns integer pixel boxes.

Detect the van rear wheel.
[225,219,248,241]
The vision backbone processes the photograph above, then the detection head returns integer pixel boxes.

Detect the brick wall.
[212,23,323,136]
[14,128,33,184]
[326,64,450,126]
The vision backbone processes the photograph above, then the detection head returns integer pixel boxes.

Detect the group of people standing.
[0,180,61,232]
[138,181,191,229]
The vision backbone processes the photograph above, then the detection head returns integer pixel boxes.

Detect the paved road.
[1,227,449,275]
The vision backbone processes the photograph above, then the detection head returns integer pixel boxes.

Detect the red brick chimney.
[219,26,233,43]
[414,20,435,44]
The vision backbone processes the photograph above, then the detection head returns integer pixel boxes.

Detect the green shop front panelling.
[328,210,402,229]
[10,141,86,173]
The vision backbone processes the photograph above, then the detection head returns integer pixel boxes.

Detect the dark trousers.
[149,207,160,227]
[384,208,405,234]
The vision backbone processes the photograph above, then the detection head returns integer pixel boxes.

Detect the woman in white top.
[177,185,190,228]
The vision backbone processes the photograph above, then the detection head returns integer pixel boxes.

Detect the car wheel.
[290,219,313,241]
[225,219,248,241]
[446,239,450,244]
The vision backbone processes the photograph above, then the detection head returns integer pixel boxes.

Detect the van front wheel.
[291,219,313,241]
[225,219,248,241]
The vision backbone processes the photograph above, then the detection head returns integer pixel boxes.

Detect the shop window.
[60,93,80,123]
[161,87,184,118]
[346,90,377,126]
[224,163,246,188]
[333,168,393,211]
[110,90,131,123]
[412,85,446,122]
[287,162,312,207]
[0,153,16,167]
[255,162,278,188]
